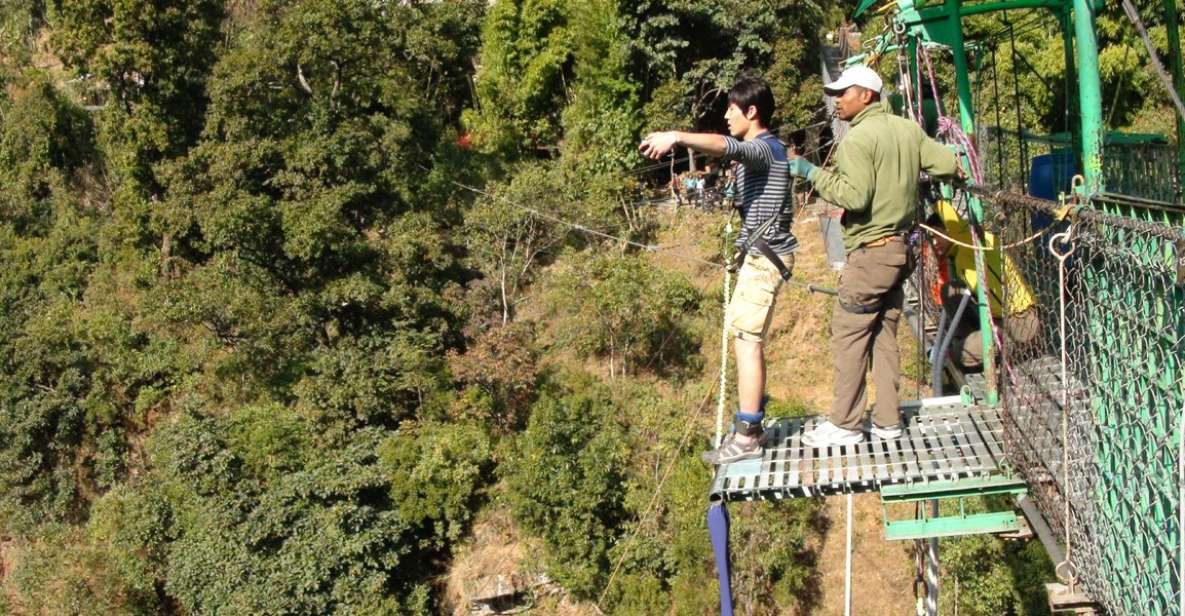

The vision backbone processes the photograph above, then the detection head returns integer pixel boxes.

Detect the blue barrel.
[1028,150,1077,201]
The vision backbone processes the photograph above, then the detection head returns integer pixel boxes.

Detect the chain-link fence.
[960,186,1185,614]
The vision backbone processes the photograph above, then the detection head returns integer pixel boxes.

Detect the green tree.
[464,164,566,324]
[560,0,641,176]
[1,406,493,614]
[551,253,701,378]
[465,0,573,158]
[0,76,95,233]
[49,0,225,245]
[503,373,629,599]
[629,0,826,133]
[0,77,112,531]
[448,321,540,433]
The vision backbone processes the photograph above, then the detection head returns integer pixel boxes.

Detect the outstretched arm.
[639,131,727,159]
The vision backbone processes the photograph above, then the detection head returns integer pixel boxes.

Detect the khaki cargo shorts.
[726,252,795,342]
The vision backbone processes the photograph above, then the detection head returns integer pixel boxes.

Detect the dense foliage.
[0,0,1172,613]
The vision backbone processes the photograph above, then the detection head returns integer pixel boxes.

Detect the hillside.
[0,1,1102,613]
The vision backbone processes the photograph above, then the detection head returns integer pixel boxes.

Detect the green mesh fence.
[961,187,1185,615]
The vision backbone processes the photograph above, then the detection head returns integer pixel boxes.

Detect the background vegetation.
[0,0,1174,613]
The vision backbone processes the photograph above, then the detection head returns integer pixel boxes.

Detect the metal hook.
[1055,559,1078,587]
[1069,174,1086,206]
[1050,226,1077,262]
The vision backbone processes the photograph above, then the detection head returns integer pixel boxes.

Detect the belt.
[861,235,904,249]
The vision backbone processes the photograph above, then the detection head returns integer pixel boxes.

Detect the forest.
[0,0,1176,614]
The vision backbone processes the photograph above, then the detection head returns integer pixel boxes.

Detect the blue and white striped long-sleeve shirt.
[722,131,798,255]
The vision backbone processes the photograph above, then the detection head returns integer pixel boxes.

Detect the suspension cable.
[423,164,841,295]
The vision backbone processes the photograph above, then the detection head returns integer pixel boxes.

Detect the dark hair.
[925,212,944,228]
[728,77,775,127]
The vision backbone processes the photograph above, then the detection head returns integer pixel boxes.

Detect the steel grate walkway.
[709,398,1010,501]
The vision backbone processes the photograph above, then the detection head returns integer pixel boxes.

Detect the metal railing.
[962,186,1185,614]
[976,126,1183,207]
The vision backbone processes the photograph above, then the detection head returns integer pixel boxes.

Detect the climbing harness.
[725,157,799,282]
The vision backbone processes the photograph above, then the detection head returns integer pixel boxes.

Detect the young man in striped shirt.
[639,77,796,463]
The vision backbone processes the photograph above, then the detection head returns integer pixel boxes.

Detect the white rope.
[1050,226,1079,587]
[845,492,854,616]
[926,502,940,616]
[716,219,734,447]
[920,222,1049,252]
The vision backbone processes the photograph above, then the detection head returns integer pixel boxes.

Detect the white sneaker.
[870,423,903,440]
[801,420,864,448]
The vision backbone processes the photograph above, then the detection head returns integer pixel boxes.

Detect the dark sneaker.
[701,432,764,465]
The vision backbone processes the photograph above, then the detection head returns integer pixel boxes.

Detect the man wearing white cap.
[785,65,960,447]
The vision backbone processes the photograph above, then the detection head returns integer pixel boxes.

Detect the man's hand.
[786,155,817,180]
[639,131,680,160]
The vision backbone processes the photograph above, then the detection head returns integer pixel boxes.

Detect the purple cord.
[708,503,734,616]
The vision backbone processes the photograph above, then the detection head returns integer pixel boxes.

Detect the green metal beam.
[960,0,1063,16]
[884,510,1022,540]
[880,476,1029,502]
[882,476,1028,540]
[1072,0,1105,194]
[1163,0,1185,187]
[1058,7,1080,144]
[857,0,1064,19]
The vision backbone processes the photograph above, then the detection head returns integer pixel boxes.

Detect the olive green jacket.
[811,101,960,252]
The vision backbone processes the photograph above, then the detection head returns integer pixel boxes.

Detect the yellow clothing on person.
[935,200,1036,318]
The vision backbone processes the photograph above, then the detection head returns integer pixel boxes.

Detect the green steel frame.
[880,476,1029,540]
[839,1,1184,613]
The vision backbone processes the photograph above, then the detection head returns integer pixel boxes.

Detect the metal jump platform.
[709,397,1010,502]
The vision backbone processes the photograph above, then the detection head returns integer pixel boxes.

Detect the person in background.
[926,203,1041,368]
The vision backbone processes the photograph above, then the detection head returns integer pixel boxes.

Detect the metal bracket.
[881,476,1028,541]
[1045,582,1099,614]
[884,510,1021,541]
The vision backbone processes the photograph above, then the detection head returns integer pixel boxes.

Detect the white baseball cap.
[823,65,884,96]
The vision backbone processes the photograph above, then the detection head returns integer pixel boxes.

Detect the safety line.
[433,167,840,294]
